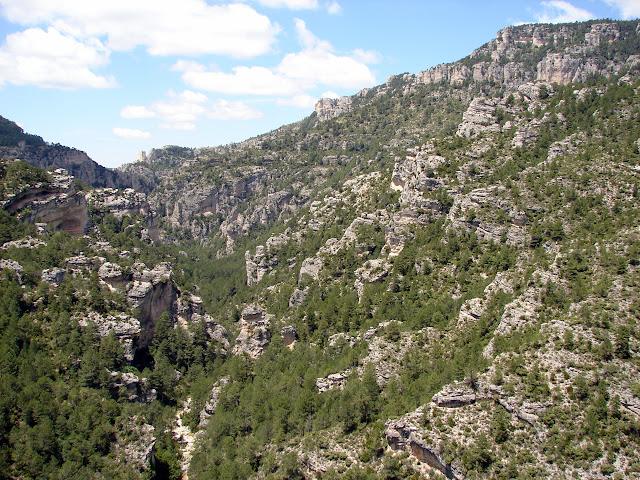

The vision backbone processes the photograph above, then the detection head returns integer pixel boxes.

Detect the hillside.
[1,19,640,480]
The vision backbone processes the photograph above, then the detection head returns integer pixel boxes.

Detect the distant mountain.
[0,115,155,192]
[1,19,640,480]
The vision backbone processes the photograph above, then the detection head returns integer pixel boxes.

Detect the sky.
[0,0,639,168]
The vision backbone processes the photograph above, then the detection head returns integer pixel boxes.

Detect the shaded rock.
[4,168,90,236]
[113,419,155,473]
[78,311,141,361]
[289,287,308,308]
[199,377,230,427]
[0,259,23,283]
[281,325,298,346]
[386,411,461,480]
[127,262,177,349]
[41,267,66,286]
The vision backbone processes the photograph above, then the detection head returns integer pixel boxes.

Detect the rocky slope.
[1,18,640,480]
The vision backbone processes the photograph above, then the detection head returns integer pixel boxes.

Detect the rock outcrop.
[232,305,272,358]
[3,168,90,236]
[0,143,152,192]
[386,407,461,480]
[314,96,353,121]
[127,262,178,349]
[77,311,142,362]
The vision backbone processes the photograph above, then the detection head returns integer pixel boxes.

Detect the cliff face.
[315,20,640,122]
[3,18,640,480]
[3,167,90,236]
[0,143,156,192]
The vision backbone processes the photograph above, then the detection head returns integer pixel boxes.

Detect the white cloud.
[120,105,155,119]
[159,122,196,131]
[113,127,152,139]
[320,90,340,99]
[121,90,263,127]
[0,27,115,89]
[0,0,279,58]
[604,0,640,19]
[251,0,318,8]
[327,1,342,15]
[175,63,301,96]
[175,20,376,96]
[353,48,382,65]
[533,1,595,23]
[276,19,375,89]
[277,47,375,90]
[293,17,331,51]
[276,93,318,108]
[207,99,263,120]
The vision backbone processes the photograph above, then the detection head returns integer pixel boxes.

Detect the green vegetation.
[1,18,640,480]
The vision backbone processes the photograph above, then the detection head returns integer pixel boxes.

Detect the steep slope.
[0,116,155,192]
[0,18,640,480]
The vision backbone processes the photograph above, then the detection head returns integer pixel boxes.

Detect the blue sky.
[0,0,638,168]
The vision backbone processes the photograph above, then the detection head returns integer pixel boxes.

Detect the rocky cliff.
[2,18,640,480]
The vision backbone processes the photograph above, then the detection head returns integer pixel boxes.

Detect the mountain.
[0,115,156,192]
[1,19,640,480]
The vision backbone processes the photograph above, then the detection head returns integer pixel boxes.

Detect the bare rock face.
[98,262,132,289]
[432,381,486,408]
[245,245,278,286]
[113,418,155,473]
[280,325,298,347]
[127,262,178,349]
[314,96,353,121]
[3,168,90,236]
[299,256,324,283]
[288,287,308,308]
[316,372,349,393]
[77,311,142,362]
[385,408,461,480]
[204,316,230,349]
[354,258,392,300]
[86,187,159,244]
[41,267,66,286]
[232,305,272,358]
[0,259,23,283]
[0,143,148,191]
[199,377,230,427]
[109,371,156,403]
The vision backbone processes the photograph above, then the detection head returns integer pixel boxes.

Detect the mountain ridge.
[1,18,640,480]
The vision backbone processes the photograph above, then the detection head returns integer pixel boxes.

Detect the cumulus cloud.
[533,1,595,23]
[0,27,115,89]
[207,99,263,120]
[353,48,382,65]
[327,1,342,15]
[173,63,301,96]
[159,122,196,131]
[276,19,375,89]
[276,93,318,108]
[175,19,375,100]
[0,0,279,58]
[121,89,262,128]
[251,0,318,8]
[604,0,640,19]
[113,127,152,139]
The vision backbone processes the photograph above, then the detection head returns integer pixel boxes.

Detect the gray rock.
[41,267,66,286]
[281,325,298,346]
